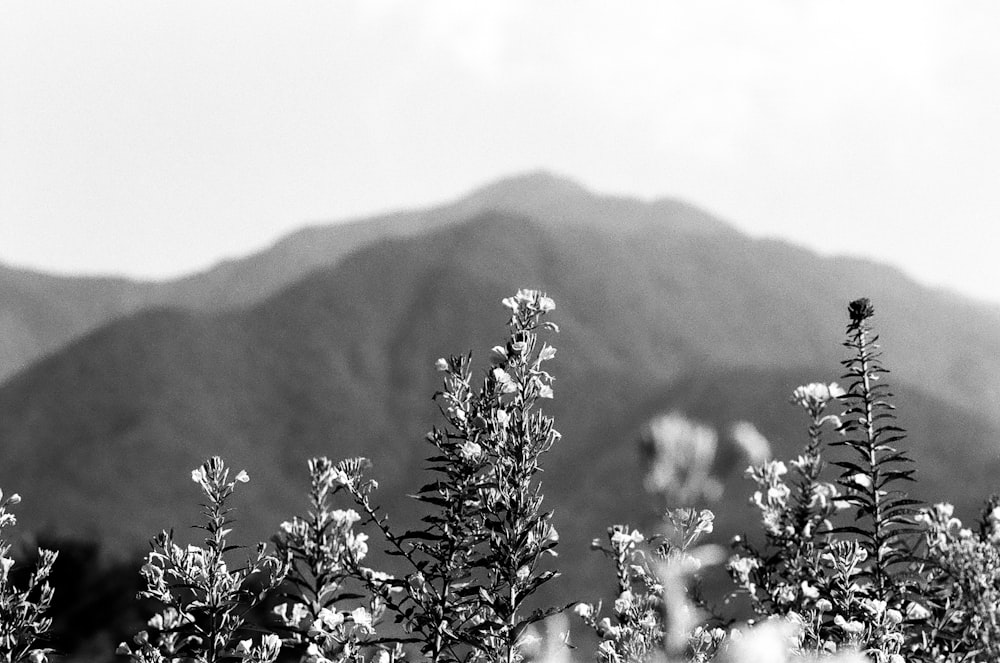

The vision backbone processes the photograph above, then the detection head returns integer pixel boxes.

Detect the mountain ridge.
[0,172,744,383]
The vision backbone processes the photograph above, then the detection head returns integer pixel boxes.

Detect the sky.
[2,1,999,304]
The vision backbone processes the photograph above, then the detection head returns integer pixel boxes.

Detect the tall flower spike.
[832,298,918,609]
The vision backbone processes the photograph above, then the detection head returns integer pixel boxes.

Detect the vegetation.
[2,290,999,662]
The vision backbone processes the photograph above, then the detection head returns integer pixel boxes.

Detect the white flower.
[833,614,865,634]
[610,528,644,547]
[234,470,250,483]
[458,440,482,461]
[435,357,449,372]
[351,606,373,630]
[347,532,369,560]
[1,555,16,578]
[331,509,361,527]
[613,590,633,614]
[573,602,593,619]
[318,607,345,630]
[493,368,517,393]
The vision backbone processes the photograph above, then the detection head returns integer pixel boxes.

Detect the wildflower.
[860,598,886,617]
[610,528,644,548]
[833,614,865,635]
[331,508,361,527]
[346,532,369,560]
[0,555,15,578]
[573,602,593,619]
[906,602,931,620]
[614,590,634,614]
[597,618,620,640]
[274,601,309,626]
[458,440,482,461]
[316,607,345,631]
[351,606,373,631]
[435,357,449,372]
[492,368,517,393]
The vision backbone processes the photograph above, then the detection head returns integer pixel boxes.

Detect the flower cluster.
[326,289,565,663]
[0,490,57,663]
[118,457,287,663]
[578,509,725,663]
[911,500,1000,660]
[273,457,394,663]
[639,413,722,506]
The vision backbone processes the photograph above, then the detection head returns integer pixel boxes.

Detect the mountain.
[0,171,738,383]
[0,264,160,386]
[2,211,1000,617]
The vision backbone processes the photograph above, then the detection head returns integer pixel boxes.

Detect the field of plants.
[3,290,997,663]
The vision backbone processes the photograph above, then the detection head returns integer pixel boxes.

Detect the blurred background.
[2,2,999,659]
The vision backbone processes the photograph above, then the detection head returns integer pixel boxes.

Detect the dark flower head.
[848,297,875,323]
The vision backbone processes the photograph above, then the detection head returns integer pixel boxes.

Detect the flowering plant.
[273,456,395,663]
[0,489,57,663]
[11,291,1000,663]
[330,289,565,663]
[118,457,286,663]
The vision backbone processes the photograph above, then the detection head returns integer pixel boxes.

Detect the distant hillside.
[0,264,158,385]
[0,171,737,382]
[2,212,999,611]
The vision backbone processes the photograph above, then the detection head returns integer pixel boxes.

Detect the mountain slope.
[0,172,742,382]
[1,212,999,610]
[0,264,159,385]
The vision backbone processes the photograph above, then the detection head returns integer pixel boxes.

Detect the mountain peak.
[464,170,591,207]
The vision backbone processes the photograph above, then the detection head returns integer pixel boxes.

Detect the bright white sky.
[2,1,999,303]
